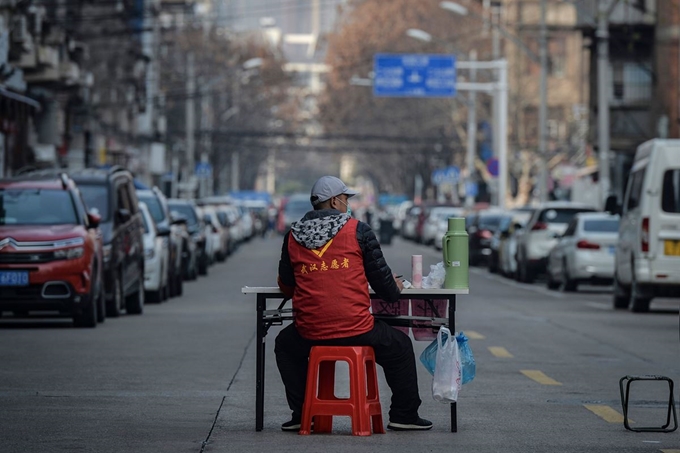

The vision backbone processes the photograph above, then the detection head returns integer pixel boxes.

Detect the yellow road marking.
[583,404,627,423]
[520,370,562,385]
[465,331,485,340]
[660,450,680,453]
[488,346,514,358]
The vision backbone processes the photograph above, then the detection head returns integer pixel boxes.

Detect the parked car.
[497,210,534,278]
[71,166,145,316]
[545,212,620,291]
[0,172,104,327]
[423,206,465,247]
[139,202,170,302]
[401,205,422,241]
[515,202,597,283]
[167,199,205,278]
[195,206,217,264]
[487,214,514,273]
[468,210,508,266]
[136,188,184,297]
[200,205,229,262]
[607,139,680,312]
[430,208,465,250]
[278,194,310,235]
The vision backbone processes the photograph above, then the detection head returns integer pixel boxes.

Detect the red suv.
[0,173,104,327]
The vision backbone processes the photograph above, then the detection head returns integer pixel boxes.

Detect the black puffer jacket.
[278,209,401,303]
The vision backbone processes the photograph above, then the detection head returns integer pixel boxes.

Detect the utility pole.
[597,0,612,205]
[185,52,195,196]
[490,2,501,206]
[538,0,549,202]
[497,59,508,210]
[465,50,478,208]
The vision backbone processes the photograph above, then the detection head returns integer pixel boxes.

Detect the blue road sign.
[373,54,456,98]
[432,166,460,185]
[195,162,212,178]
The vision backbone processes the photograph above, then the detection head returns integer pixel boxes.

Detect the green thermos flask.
[442,217,469,289]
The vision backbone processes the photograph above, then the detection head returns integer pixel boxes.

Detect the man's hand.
[394,274,404,292]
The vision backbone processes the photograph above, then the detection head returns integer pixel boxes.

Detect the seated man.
[275,175,432,432]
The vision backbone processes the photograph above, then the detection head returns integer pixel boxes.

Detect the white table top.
[241,286,469,295]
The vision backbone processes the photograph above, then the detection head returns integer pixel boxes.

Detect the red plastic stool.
[299,346,385,436]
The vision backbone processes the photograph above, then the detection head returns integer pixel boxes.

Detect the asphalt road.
[1,234,679,453]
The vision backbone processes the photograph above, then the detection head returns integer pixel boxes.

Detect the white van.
[609,139,680,312]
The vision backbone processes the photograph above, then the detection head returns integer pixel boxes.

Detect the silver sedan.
[546,212,620,292]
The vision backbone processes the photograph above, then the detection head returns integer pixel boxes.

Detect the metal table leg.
[449,294,457,433]
[256,293,265,431]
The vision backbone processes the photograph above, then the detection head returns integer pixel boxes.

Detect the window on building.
[548,37,566,78]
[610,61,652,104]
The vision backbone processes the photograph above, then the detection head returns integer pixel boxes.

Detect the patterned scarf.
[290,212,351,249]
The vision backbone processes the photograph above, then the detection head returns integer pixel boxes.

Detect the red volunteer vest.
[287,218,373,340]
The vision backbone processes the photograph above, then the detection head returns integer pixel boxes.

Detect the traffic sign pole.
[372,55,508,210]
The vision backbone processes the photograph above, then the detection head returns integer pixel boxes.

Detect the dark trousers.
[274,320,422,423]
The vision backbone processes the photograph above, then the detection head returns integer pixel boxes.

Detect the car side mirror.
[605,195,621,215]
[157,226,171,237]
[116,208,131,224]
[87,212,101,228]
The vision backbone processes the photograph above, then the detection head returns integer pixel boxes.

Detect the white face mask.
[337,198,352,217]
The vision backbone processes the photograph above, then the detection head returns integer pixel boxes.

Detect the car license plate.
[608,246,616,255]
[0,270,29,286]
[664,240,680,256]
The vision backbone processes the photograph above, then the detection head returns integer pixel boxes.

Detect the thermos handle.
[443,235,451,266]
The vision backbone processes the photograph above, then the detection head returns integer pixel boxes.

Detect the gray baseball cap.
[310,176,359,206]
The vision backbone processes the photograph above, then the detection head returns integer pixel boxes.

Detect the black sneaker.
[281,418,301,432]
[281,417,314,432]
[387,418,433,431]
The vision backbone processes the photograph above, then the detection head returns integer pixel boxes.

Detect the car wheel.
[198,253,208,276]
[546,265,560,290]
[145,289,161,303]
[126,276,145,315]
[96,283,106,324]
[106,275,123,318]
[176,272,184,296]
[612,271,629,309]
[519,258,534,284]
[630,269,651,313]
[73,287,97,328]
[561,260,578,292]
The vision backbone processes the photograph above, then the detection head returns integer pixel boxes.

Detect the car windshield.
[285,198,310,220]
[78,184,110,222]
[478,215,505,232]
[539,208,594,224]
[433,208,463,220]
[138,194,166,223]
[583,219,619,232]
[169,204,198,226]
[498,216,514,231]
[0,189,78,225]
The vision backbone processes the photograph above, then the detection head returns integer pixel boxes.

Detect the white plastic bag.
[432,326,462,403]
[422,262,446,289]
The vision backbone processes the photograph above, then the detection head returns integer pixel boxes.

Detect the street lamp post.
[440,0,548,205]
[406,28,509,209]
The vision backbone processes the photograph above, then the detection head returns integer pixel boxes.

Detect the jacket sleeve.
[277,232,295,298]
[357,221,401,303]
